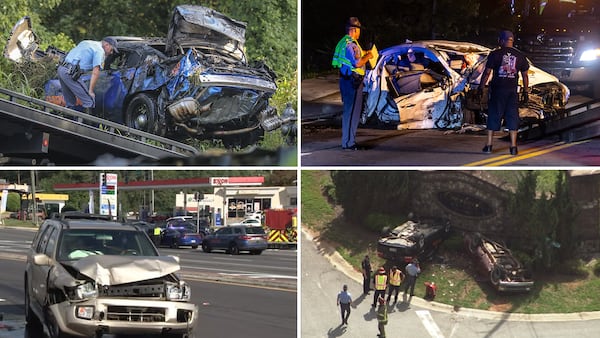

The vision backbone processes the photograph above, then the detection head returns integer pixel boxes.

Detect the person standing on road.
[376,296,388,338]
[58,37,118,114]
[404,258,421,297]
[336,284,352,325]
[478,30,529,156]
[386,265,404,304]
[152,224,162,246]
[372,266,387,307]
[332,17,373,150]
[361,254,372,295]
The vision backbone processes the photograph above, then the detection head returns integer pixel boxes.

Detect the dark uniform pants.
[340,303,350,323]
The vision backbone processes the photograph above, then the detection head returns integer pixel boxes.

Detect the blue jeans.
[340,76,363,148]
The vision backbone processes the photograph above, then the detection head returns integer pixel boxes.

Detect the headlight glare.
[579,48,600,61]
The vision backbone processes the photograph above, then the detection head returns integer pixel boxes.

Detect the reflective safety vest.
[154,227,161,235]
[332,35,365,76]
[389,270,402,286]
[375,274,387,290]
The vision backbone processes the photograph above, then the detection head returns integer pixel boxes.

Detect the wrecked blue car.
[5,5,292,147]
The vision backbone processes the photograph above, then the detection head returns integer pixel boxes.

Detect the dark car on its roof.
[201,225,267,255]
[377,218,451,266]
[24,212,197,338]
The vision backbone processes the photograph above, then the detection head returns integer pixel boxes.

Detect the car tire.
[46,306,69,338]
[202,243,212,253]
[229,243,240,255]
[125,93,157,134]
[490,265,502,286]
[191,245,198,249]
[170,238,179,249]
[250,250,263,255]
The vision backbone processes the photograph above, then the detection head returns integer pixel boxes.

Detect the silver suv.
[24,212,197,338]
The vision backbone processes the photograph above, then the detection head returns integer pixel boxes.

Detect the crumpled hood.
[166,5,247,60]
[67,255,181,286]
[3,16,38,62]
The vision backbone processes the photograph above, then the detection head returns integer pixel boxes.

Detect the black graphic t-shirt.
[485,47,529,90]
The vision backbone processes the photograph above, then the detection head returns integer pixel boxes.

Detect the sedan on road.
[160,222,203,249]
[362,40,570,130]
[202,225,268,255]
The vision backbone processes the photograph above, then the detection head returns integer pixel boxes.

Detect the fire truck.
[264,209,297,249]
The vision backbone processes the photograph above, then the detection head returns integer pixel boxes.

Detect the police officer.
[386,265,404,304]
[57,37,118,114]
[372,266,387,307]
[336,284,352,325]
[361,255,372,295]
[332,17,373,150]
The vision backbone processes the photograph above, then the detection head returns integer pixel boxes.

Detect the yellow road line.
[464,140,589,167]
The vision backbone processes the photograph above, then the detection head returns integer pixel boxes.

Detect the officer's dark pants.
[363,274,371,294]
[340,75,363,148]
[404,275,417,296]
[340,303,350,324]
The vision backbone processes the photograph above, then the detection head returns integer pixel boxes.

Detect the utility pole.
[30,170,37,226]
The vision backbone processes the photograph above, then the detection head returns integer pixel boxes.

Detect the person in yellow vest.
[386,265,404,304]
[332,17,373,150]
[152,225,162,246]
[371,266,387,307]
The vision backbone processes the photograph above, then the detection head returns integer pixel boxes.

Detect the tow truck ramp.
[520,98,600,142]
[0,87,199,164]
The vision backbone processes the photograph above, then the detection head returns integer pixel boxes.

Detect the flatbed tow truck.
[0,87,199,165]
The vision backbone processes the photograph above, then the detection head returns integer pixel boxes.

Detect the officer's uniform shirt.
[65,40,105,71]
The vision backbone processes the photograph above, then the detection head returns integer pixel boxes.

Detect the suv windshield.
[57,229,157,260]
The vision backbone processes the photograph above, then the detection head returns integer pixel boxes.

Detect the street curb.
[302,228,600,322]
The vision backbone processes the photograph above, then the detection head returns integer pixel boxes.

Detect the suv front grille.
[106,306,166,322]
[518,36,577,65]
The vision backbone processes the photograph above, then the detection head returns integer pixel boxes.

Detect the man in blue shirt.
[57,37,118,113]
[336,284,353,325]
[404,258,421,297]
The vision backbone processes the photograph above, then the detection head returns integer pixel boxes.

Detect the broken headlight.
[66,282,97,300]
[166,281,191,301]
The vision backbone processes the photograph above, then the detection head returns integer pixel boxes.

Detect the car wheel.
[191,245,198,249]
[46,307,68,338]
[171,238,179,249]
[125,93,157,133]
[229,243,240,255]
[202,243,212,253]
[490,265,502,286]
[251,250,263,255]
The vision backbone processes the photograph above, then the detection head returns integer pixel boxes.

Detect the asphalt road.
[301,230,600,338]
[0,227,297,338]
[301,76,600,166]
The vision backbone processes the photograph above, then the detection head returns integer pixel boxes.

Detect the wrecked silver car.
[25,213,197,338]
[5,5,294,147]
[362,40,570,130]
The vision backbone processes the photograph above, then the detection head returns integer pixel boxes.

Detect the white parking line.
[416,310,445,338]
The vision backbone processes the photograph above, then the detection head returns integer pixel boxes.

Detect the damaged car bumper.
[49,297,197,337]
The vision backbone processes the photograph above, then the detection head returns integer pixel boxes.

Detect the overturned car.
[377,218,451,265]
[464,232,534,292]
[25,213,197,338]
[4,5,295,147]
[362,40,570,130]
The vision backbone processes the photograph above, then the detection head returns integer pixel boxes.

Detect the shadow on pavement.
[327,323,348,337]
